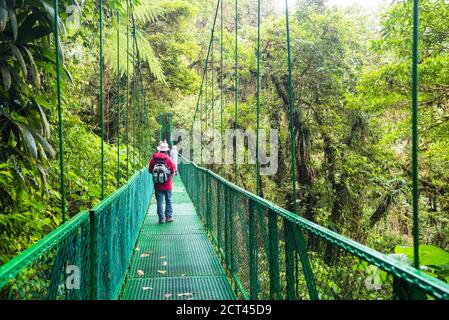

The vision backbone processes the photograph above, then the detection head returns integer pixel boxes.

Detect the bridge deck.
[120,175,236,300]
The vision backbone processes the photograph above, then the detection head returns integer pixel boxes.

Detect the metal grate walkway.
[120,175,236,300]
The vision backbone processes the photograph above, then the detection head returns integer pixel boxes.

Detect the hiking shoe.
[166,217,174,223]
[159,218,166,224]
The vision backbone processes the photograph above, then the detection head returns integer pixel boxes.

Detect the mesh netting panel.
[0,169,153,300]
[178,158,449,300]
[0,213,91,300]
[303,230,393,300]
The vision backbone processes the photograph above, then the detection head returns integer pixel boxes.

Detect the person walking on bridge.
[149,142,176,223]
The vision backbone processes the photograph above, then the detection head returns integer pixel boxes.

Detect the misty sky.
[327,0,384,8]
[282,0,386,9]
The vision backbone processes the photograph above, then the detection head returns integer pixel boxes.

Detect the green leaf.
[36,163,49,194]
[39,0,66,61]
[10,43,27,77]
[395,245,449,267]
[37,144,47,162]
[18,189,28,201]
[16,122,38,159]
[8,8,17,41]
[0,0,7,32]
[23,46,41,88]
[16,25,52,44]
[32,99,49,137]
[133,0,165,24]
[18,11,40,31]
[32,130,55,158]
[62,64,73,84]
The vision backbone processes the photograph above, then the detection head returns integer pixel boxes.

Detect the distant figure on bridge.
[170,144,178,175]
[149,141,176,224]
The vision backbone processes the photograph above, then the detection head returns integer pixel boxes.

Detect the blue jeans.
[155,190,173,220]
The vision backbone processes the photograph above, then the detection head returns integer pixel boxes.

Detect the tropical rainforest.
[0,0,448,287]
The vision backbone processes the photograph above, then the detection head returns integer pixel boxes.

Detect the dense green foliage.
[0,0,197,263]
[174,0,449,285]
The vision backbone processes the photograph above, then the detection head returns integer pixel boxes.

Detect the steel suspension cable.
[53,0,66,223]
[137,56,142,165]
[130,11,140,166]
[135,63,140,165]
[205,52,208,132]
[168,113,173,147]
[137,57,144,152]
[201,86,204,163]
[212,36,215,135]
[99,0,105,199]
[191,0,221,158]
[138,78,142,165]
[233,0,238,180]
[126,0,130,179]
[129,1,138,167]
[117,5,121,187]
[138,77,143,165]
[285,0,296,216]
[159,114,163,141]
[137,53,148,161]
[132,24,136,171]
[131,11,146,166]
[138,67,144,163]
[191,0,220,123]
[220,0,224,175]
[284,0,318,300]
[285,0,297,300]
[412,0,420,269]
[191,1,221,120]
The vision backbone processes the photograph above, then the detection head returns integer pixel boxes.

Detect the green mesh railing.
[0,169,152,300]
[178,158,449,300]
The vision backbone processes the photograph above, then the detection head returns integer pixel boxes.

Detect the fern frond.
[103,0,166,82]
[104,25,165,82]
[104,21,131,77]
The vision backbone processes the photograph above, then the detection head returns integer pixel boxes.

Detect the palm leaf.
[18,11,41,32]
[104,26,165,82]
[17,9,52,44]
[0,163,14,182]
[0,0,7,32]
[36,162,49,194]
[31,126,54,158]
[8,7,17,41]
[8,66,22,89]
[38,0,66,36]
[17,25,52,44]
[15,121,54,159]
[10,43,27,77]
[104,21,132,78]
[38,0,66,62]
[104,0,165,82]
[135,30,165,83]
[32,98,49,137]
[15,122,38,159]
[40,48,73,84]
[22,46,41,88]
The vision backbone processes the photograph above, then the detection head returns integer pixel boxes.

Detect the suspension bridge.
[1,0,449,300]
